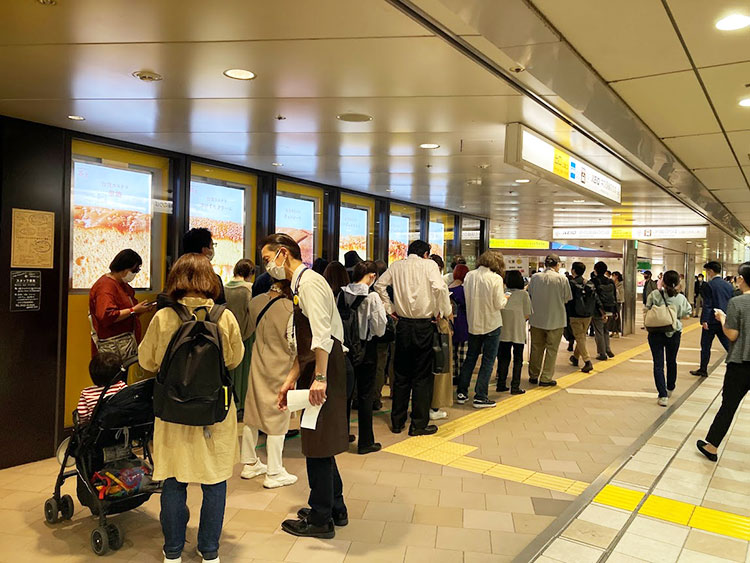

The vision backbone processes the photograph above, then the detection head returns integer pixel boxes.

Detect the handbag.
[644,290,677,334]
[432,321,450,373]
[89,312,138,362]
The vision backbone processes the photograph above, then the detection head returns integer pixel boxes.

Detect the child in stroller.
[45,353,161,556]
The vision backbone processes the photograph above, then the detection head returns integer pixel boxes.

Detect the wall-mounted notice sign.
[489,238,549,249]
[505,123,621,205]
[11,208,55,269]
[11,270,42,312]
[552,225,708,240]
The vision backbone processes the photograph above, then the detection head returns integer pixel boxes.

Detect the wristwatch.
[314,373,327,383]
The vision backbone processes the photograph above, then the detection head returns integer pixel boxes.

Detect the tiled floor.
[2,318,747,563]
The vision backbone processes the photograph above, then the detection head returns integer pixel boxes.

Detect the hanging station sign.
[505,123,621,205]
[552,225,708,240]
[489,238,549,249]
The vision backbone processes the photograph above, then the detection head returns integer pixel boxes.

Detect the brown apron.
[293,272,349,458]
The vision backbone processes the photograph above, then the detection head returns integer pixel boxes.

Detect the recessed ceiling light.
[271,162,282,167]
[37,0,56,5]
[419,143,440,149]
[477,164,490,170]
[459,205,467,209]
[386,188,393,192]
[715,13,750,30]
[515,179,530,183]
[336,113,372,122]
[739,98,750,107]
[67,115,85,121]
[223,68,256,80]
[573,199,585,203]
[131,70,163,82]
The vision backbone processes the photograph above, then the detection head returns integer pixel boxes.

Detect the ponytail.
[663,270,680,298]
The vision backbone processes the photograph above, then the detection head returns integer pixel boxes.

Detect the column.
[622,240,637,336]
[685,252,696,304]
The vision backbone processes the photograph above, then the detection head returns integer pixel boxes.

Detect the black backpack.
[153,304,233,426]
[572,279,597,317]
[337,292,367,366]
[598,280,617,311]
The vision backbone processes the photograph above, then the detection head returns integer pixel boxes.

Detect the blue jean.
[457,327,501,399]
[700,323,730,371]
[161,478,227,560]
[648,331,682,398]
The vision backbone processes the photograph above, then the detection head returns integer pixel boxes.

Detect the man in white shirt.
[456,251,507,408]
[375,240,452,436]
[527,254,573,387]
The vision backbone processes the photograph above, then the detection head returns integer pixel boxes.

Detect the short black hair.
[738,262,750,287]
[353,260,379,282]
[374,260,388,277]
[109,249,142,273]
[571,261,586,276]
[504,269,525,290]
[643,270,652,278]
[183,228,213,254]
[430,254,445,271]
[233,259,255,279]
[408,240,431,257]
[259,233,303,261]
[594,261,608,276]
[89,352,123,387]
[704,261,722,274]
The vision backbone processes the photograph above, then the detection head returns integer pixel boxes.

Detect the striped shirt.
[76,381,127,422]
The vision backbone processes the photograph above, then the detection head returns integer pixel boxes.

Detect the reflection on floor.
[1,318,747,563]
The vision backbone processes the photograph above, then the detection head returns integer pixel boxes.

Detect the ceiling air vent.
[131,70,163,82]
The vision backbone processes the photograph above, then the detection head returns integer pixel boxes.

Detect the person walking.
[567,262,597,374]
[374,240,452,436]
[224,259,255,416]
[697,262,750,462]
[527,254,573,387]
[261,234,349,539]
[449,264,470,384]
[496,269,531,394]
[645,270,692,406]
[693,273,706,318]
[690,262,733,378]
[591,261,617,361]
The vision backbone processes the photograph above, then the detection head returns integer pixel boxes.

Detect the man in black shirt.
[182,227,226,304]
[591,261,617,361]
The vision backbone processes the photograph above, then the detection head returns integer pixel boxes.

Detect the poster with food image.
[189,182,245,284]
[429,221,445,258]
[71,161,152,289]
[276,195,316,266]
[339,206,368,263]
[388,214,410,265]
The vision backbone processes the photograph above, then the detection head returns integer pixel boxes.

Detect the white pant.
[241,426,285,475]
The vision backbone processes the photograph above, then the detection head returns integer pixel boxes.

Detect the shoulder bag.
[89,312,138,362]
[644,290,677,333]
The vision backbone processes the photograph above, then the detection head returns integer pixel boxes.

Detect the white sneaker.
[658,397,668,407]
[430,409,448,420]
[240,461,267,479]
[163,555,182,563]
[197,551,219,563]
[263,469,298,489]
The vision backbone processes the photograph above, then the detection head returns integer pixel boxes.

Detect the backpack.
[153,304,233,426]
[572,278,597,317]
[337,292,367,366]
[598,280,617,311]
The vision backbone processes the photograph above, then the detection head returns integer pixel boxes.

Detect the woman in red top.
[88,249,155,357]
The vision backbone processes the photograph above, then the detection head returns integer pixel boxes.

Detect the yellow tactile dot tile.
[566,481,589,495]
[413,449,466,464]
[447,456,497,475]
[484,464,536,482]
[524,473,577,492]
[594,484,645,512]
[689,506,750,541]
[430,442,477,456]
[639,494,696,526]
[383,436,446,456]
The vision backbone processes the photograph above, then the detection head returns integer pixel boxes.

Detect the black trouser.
[706,362,750,447]
[392,318,434,431]
[353,341,377,447]
[700,323,730,371]
[306,456,346,526]
[345,356,355,434]
[497,341,524,390]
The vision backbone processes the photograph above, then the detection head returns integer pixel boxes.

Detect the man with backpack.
[567,262,597,373]
[592,261,617,361]
[339,261,387,454]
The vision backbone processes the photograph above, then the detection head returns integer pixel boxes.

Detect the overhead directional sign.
[552,226,707,240]
[490,238,549,249]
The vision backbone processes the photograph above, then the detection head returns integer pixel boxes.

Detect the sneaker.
[473,397,496,409]
[263,469,298,489]
[658,397,668,407]
[456,393,468,404]
[581,361,593,373]
[198,554,219,563]
[430,409,448,420]
[240,461,267,480]
[163,556,182,563]
[690,369,708,377]
[569,355,579,367]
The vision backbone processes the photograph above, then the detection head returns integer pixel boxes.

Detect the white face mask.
[123,271,137,283]
[266,250,287,280]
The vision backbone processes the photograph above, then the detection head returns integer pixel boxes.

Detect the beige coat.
[244,294,295,435]
[139,297,244,484]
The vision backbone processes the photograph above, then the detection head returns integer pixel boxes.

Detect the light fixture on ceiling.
[271,162,283,167]
[275,114,287,121]
[37,0,56,5]
[573,199,585,203]
[223,68,256,80]
[515,179,530,183]
[386,188,393,192]
[477,164,490,170]
[419,143,440,149]
[466,179,482,185]
[132,70,163,82]
[715,13,750,30]
[459,205,466,209]
[336,113,373,122]
[67,115,85,121]
[739,98,750,107]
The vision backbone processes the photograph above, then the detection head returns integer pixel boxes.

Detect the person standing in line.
[371,260,393,411]
[261,234,349,539]
[183,228,226,304]
[323,261,350,298]
[527,254,573,387]
[690,261,733,378]
[443,255,466,285]
[645,270,692,406]
[591,261,617,361]
[496,269,531,394]
[429,254,452,420]
[456,250,507,408]
[610,271,624,338]
[343,251,363,282]
[374,240,453,436]
[449,264,470,385]
[693,273,706,318]
[697,262,750,462]
[567,262,597,374]
[224,259,255,416]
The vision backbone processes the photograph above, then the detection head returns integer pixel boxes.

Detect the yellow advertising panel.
[340,193,375,261]
[389,203,420,264]
[490,238,549,249]
[275,181,324,267]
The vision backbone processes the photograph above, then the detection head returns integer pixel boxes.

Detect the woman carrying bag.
[644,270,692,407]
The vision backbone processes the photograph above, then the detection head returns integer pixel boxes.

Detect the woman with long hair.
[323,261,350,297]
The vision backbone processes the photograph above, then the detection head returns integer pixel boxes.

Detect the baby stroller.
[45,358,161,556]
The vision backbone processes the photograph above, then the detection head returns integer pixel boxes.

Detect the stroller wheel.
[107,523,123,550]
[44,497,60,524]
[60,495,74,520]
[91,526,110,555]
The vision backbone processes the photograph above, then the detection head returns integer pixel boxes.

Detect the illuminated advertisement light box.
[339,206,368,263]
[552,226,707,240]
[429,221,445,258]
[489,238,549,249]
[190,182,245,284]
[276,195,316,266]
[388,214,410,264]
[505,123,621,205]
[71,161,152,289]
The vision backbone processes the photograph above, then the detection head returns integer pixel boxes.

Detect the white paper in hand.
[286,389,322,430]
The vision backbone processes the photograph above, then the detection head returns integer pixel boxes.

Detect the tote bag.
[644,290,677,334]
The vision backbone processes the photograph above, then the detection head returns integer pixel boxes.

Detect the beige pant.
[529,327,565,383]
[569,317,592,362]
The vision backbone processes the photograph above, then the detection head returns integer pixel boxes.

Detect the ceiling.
[0,0,745,265]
